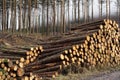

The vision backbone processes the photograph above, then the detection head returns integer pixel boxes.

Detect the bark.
[91,0,93,20]
[78,0,80,23]
[28,0,31,33]
[18,0,22,32]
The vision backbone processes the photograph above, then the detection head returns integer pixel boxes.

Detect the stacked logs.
[24,46,71,79]
[62,19,120,69]
[0,46,43,80]
[0,59,24,80]
[0,19,120,79]
[24,19,120,79]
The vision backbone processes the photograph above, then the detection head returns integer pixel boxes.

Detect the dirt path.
[83,70,120,80]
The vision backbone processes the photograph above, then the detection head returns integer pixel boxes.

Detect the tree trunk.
[84,0,88,22]
[47,0,49,35]
[2,0,6,32]
[109,0,110,19]
[74,0,76,22]
[61,0,63,33]
[19,0,22,32]
[53,0,56,35]
[91,0,93,20]
[23,0,27,33]
[28,0,31,33]
[78,0,80,23]
[106,0,108,19]
[10,0,13,32]
[13,0,16,32]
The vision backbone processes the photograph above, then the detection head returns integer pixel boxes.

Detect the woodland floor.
[55,66,120,80]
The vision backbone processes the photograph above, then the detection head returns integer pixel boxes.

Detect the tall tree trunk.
[42,1,44,35]
[109,0,110,19]
[23,0,27,33]
[7,10,9,31]
[68,0,70,31]
[117,0,120,22]
[53,0,56,35]
[87,0,89,21]
[74,0,76,22]
[10,0,13,32]
[47,0,49,35]
[106,0,108,19]
[13,0,16,32]
[2,0,6,32]
[19,0,22,32]
[63,0,65,33]
[28,0,31,33]
[78,0,80,23]
[100,0,102,19]
[60,0,63,33]
[35,0,38,33]
[84,0,87,22]
[91,0,93,20]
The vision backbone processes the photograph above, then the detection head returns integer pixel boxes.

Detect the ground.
[82,70,120,80]
[55,66,120,80]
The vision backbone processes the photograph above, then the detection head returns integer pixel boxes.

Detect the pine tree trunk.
[78,0,80,23]
[19,0,22,32]
[91,0,93,20]
[28,0,31,33]
[47,0,49,35]
[13,0,16,32]
[2,0,6,32]
[23,0,27,33]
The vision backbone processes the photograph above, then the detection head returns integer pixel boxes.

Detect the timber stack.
[0,19,120,80]
[0,46,43,80]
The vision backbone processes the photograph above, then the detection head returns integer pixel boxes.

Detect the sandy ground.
[82,70,120,80]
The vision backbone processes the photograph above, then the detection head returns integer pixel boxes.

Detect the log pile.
[0,19,120,80]
[0,46,43,80]
[67,19,120,68]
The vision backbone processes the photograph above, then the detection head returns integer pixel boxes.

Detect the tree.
[13,0,16,32]
[78,0,80,23]
[18,0,22,32]
[28,0,31,33]
[2,0,6,32]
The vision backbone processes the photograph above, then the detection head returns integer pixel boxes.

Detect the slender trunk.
[19,0,22,32]
[106,0,108,19]
[53,0,56,35]
[91,0,93,20]
[10,0,13,32]
[47,0,49,35]
[35,0,38,33]
[78,0,80,23]
[61,0,63,33]
[109,0,110,19]
[74,0,76,22]
[118,1,120,24]
[42,2,44,35]
[23,0,27,33]
[82,0,84,22]
[2,0,6,32]
[7,10,9,30]
[84,0,87,22]
[101,0,102,19]
[87,1,89,21]
[13,0,16,32]
[28,0,31,33]
[117,0,120,22]
[63,0,65,33]
[68,0,70,31]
